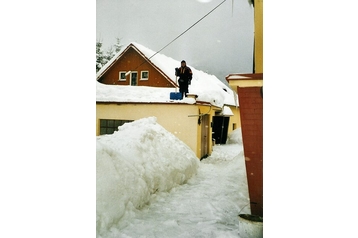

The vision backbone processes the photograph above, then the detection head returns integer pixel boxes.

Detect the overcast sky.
[96,0,254,83]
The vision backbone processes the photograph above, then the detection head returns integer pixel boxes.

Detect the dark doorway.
[212,116,229,144]
[131,72,137,86]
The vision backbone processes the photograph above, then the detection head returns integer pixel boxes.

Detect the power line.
[147,0,227,61]
[126,0,228,74]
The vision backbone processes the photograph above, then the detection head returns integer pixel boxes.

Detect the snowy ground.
[96,117,250,238]
[114,146,249,238]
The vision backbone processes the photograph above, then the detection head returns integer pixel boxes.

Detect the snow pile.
[222,105,234,116]
[95,83,176,103]
[111,138,249,237]
[96,117,199,237]
[227,128,243,145]
[96,82,202,105]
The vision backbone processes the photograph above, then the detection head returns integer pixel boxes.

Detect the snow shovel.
[170,75,182,100]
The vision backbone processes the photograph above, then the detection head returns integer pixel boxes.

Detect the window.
[140,71,149,80]
[119,71,126,81]
[99,119,134,135]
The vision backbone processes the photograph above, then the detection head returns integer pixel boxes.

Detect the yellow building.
[96,100,239,160]
[252,0,263,73]
[227,0,263,216]
[96,43,241,159]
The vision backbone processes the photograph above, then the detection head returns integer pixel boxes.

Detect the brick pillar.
[237,86,263,216]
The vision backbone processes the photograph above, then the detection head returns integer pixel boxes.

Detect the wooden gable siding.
[98,47,175,87]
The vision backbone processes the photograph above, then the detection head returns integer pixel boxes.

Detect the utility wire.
[147,0,227,61]
[128,0,228,73]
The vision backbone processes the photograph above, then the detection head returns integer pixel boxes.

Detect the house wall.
[227,106,241,134]
[237,86,263,216]
[226,74,263,92]
[195,105,216,158]
[96,103,210,159]
[229,80,263,90]
[254,0,263,73]
[98,47,175,87]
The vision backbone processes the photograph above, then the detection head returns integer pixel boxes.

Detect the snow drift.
[96,117,199,236]
[227,128,243,145]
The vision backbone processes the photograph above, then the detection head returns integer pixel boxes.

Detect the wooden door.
[200,114,209,159]
[130,72,138,86]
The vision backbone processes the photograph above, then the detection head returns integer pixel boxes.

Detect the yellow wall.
[96,103,210,159]
[254,0,263,73]
[227,106,241,134]
[96,102,242,158]
[195,105,216,158]
[228,79,263,92]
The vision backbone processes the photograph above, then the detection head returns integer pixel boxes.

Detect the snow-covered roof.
[221,106,234,116]
[96,42,238,108]
[226,75,250,80]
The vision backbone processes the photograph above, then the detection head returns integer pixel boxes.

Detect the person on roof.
[175,60,193,99]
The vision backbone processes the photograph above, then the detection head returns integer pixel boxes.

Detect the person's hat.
[181,60,186,63]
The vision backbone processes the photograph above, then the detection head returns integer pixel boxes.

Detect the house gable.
[97,44,176,87]
[96,42,238,108]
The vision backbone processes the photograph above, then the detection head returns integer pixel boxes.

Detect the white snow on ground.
[96,117,249,238]
[226,127,243,145]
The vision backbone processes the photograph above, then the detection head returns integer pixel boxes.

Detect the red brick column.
[237,86,263,216]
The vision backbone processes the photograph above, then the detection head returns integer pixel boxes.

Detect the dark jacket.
[175,66,193,85]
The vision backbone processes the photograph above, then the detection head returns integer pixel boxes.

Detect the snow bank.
[96,117,199,236]
[96,82,175,103]
[227,128,243,145]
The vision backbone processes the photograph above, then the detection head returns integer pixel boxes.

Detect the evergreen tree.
[104,46,115,65]
[96,40,105,72]
[96,38,122,72]
[114,37,122,53]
